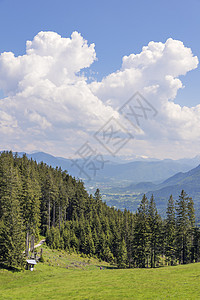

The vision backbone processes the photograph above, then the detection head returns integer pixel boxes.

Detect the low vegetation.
[0,245,200,299]
[35,244,112,270]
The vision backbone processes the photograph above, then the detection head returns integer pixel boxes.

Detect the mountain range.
[106,164,200,222]
[12,151,200,221]
[15,151,200,185]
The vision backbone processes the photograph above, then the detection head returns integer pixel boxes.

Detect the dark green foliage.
[39,254,45,263]
[165,195,176,265]
[117,238,128,268]
[192,227,200,262]
[148,195,162,268]
[0,151,199,269]
[175,190,194,264]
[0,153,25,269]
[133,195,151,267]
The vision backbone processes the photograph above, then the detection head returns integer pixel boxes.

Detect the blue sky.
[0,0,199,105]
[0,0,199,159]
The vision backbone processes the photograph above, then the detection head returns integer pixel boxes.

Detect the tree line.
[0,151,200,269]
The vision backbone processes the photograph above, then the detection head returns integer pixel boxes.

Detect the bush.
[39,255,45,263]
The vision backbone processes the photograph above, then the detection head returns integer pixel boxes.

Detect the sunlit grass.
[0,246,200,299]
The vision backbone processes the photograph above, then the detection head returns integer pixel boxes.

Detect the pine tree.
[20,160,41,252]
[187,196,195,227]
[176,190,192,264]
[0,158,25,269]
[133,194,150,268]
[165,195,176,265]
[117,238,128,268]
[148,195,161,268]
[192,227,200,262]
[187,196,195,262]
[41,168,57,232]
[102,245,114,263]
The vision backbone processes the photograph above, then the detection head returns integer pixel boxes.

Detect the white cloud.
[0,32,199,159]
[0,31,118,155]
[122,39,197,77]
[90,38,199,158]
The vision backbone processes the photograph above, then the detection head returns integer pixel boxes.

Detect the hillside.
[32,243,112,270]
[1,151,199,271]
[14,151,200,219]
[146,164,200,216]
[107,164,200,219]
[0,151,136,269]
[1,249,200,299]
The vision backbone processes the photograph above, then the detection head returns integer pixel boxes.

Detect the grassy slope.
[1,246,200,299]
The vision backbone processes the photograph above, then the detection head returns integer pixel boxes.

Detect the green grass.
[1,246,200,299]
[35,245,112,270]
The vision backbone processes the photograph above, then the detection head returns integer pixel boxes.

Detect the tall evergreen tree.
[176,190,192,264]
[20,159,41,252]
[165,195,176,265]
[148,195,161,268]
[192,227,200,262]
[0,157,25,269]
[117,238,128,268]
[133,194,150,268]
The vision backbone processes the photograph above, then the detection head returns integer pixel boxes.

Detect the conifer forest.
[0,151,200,270]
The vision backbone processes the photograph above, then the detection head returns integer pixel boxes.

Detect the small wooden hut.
[26,259,37,271]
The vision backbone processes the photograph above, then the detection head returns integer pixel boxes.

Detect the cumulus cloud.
[0,31,118,155]
[0,32,199,159]
[90,38,199,157]
[0,31,97,93]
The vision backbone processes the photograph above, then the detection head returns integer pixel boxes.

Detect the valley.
[18,151,200,221]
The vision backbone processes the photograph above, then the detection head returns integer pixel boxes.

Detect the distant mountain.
[176,155,200,167]
[17,151,74,174]
[142,165,200,219]
[9,151,200,221]
[14,151,200,186]
[147,164,200,195]
[103,164,200,222]
[97,160,195,185]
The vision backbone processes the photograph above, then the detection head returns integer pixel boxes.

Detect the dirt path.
[23,239,46,254]
[34,239,45,249]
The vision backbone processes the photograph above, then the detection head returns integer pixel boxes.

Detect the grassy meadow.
[0,246,200,299]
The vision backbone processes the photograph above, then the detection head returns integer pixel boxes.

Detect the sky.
[0,0,200,160]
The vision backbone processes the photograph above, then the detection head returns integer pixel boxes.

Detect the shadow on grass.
[0,263,23,272]
[97,265,118,270]
[104,266,118,269]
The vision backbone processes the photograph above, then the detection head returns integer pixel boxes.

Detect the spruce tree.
[176,190,192,264]
[187,196,195,262]
[133,194,150,268]
[192,227,200,262]
[117,238,128,268]
[20,162,41,251]
[165,195,176,265]
[148,195,161,268]
[0,158,25,269]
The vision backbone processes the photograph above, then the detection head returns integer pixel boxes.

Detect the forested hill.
[15,151,199,184]
[0,151,133,268]
[0,151,200,270]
